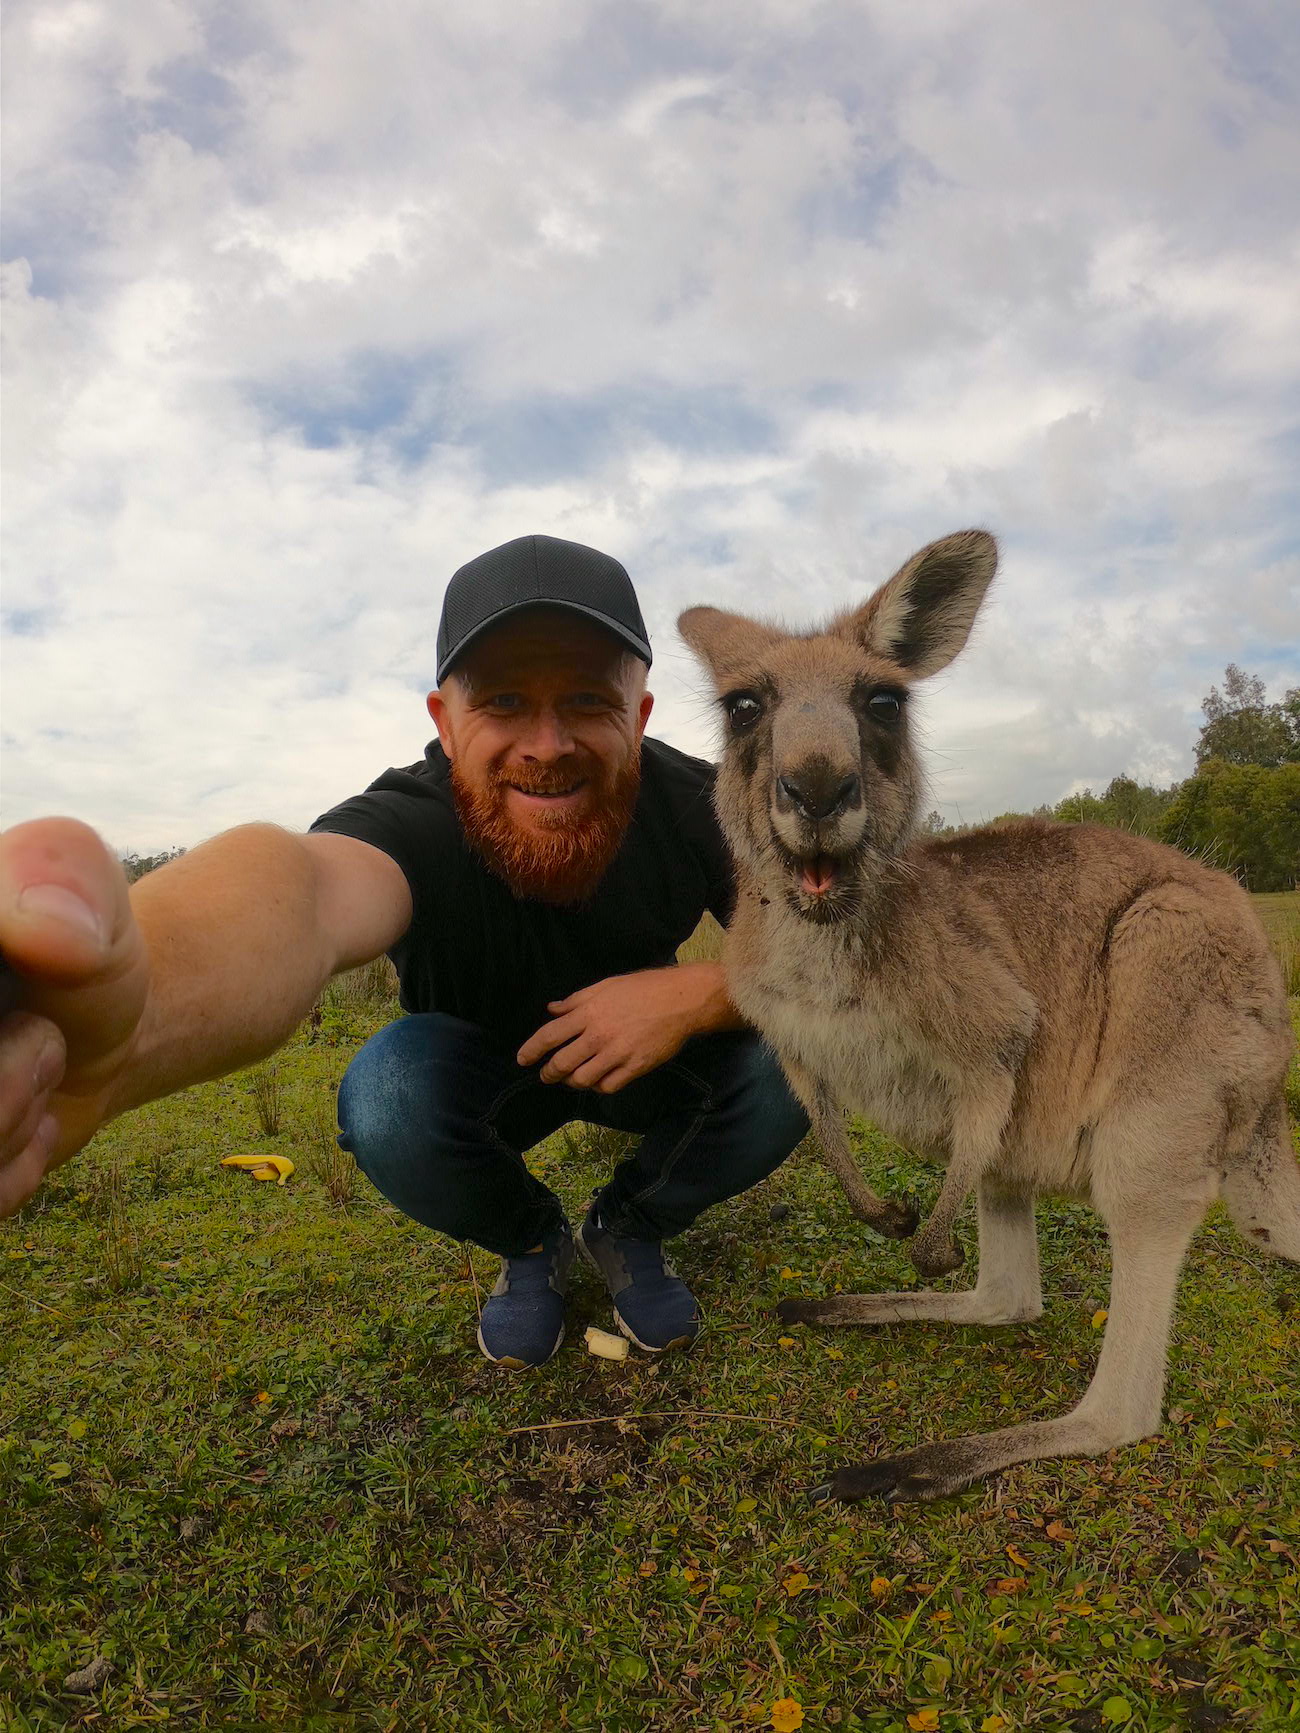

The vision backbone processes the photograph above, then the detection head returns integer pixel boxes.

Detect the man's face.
[427,606,653,902]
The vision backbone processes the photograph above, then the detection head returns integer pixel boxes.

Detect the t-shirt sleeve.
[308,786,434,927]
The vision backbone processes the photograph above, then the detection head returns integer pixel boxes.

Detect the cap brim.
[437,600,653,683]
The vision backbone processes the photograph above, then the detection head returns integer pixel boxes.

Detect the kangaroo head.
[679,529,998,923]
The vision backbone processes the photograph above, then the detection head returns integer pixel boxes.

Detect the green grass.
[1,912,1297,1731]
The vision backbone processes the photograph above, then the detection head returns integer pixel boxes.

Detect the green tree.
[1196,664,1300,768]
[119,847,187,885]
[1051,777,1174,836]
[1159,760,1300,892]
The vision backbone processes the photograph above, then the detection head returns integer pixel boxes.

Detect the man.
[0,534,808,1367]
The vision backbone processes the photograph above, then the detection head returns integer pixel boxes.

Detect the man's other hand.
[516,962,740,1094]
[0,819,150,1218]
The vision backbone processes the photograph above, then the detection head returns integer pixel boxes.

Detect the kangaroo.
[679,529,1299,1503]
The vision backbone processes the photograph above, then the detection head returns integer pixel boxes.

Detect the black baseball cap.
[436,534,653,683]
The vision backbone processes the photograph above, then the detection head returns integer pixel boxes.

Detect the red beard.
[450,752,641,905]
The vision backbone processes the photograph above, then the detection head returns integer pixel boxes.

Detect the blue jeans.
[337,1013,809,1257]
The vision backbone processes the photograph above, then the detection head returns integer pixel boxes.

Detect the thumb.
[0,818,149,1073]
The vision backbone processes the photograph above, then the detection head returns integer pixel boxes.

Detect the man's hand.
[516,962,742,1094]
[0,819,151,1218]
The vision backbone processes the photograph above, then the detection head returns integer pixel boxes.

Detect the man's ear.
[426,689,454,758]
[677,607,787,686]
[835,529,998,678]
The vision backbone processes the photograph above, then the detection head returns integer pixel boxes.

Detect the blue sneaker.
[477,1221,574,1369]
[577,1206,702,1353]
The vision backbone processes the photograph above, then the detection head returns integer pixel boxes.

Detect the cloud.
[2,0,1298,851]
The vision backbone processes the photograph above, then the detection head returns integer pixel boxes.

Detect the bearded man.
[0,535,808,1368]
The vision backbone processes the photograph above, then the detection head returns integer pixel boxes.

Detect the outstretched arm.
[0,818,411,1217]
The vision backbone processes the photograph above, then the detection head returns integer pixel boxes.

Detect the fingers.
[0,819,125,981]
[539,1031,604,1085]
[592,1065,637,1095]
[0,1118,58,1220]
[0,1010,66,1153]
[0,818,148,1071]
[517,1010,585,1069]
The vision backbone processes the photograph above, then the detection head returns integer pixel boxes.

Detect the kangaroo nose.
[777,771,861,822]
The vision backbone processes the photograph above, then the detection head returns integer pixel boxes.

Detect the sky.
[3,0,1298,853]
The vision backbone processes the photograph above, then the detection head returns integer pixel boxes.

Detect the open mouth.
[796,854,839,897]
[507,781,588,802]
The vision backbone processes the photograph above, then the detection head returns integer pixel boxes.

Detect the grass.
[1,905,1297,1731]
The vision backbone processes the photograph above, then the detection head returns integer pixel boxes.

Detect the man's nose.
[519,708,575,760]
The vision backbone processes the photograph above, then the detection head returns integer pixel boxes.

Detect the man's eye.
[724,692,764,732]
[485,694,524,711]
[866,691,903,723]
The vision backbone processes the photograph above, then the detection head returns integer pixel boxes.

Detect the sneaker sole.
[476,1320,566,1369]
[577,1227,701,1355]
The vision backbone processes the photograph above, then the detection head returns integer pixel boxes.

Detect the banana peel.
[220,1154,294,1186]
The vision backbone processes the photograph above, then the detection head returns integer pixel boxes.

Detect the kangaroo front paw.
[869,1195,921,1240]
[910,1234,964,1279]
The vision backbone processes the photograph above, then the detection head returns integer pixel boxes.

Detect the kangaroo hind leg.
[821,1170,1212,1504]
[1223,1097,1300,1262]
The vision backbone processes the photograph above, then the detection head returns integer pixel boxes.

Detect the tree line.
[923,665,1299,893]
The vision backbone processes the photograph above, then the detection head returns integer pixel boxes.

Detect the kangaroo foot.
[812,1436,991,1505]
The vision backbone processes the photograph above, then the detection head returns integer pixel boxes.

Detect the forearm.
[104,825,335,1119]
[674,961,748,1037]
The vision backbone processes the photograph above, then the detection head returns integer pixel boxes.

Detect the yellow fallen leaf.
[1045,1521,1074,1542]
[778,1336,797,1349]
[981,1717,1008,1732]
[870,1575,892,1598]
[220,1154,294,1185]
[1213,1410,1234,1429]
[1005,1545,1030,1569]
[779,1267,795,1280]
[1091,1308,1108,1329]
[771,1699,804,1733]
[907,1711,941,1731]
[783,1572,811,1597]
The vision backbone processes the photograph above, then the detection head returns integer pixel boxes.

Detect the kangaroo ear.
[677,606,787,685]
[837,529,998,677]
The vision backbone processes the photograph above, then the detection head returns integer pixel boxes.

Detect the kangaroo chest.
[731,933,954,1155]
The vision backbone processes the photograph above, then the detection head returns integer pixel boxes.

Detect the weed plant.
[249,1063,282,1137]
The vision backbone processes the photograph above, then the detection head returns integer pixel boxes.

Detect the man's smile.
[505,779,590,813]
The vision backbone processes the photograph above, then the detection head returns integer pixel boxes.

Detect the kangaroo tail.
[1223,1097,1300,1263]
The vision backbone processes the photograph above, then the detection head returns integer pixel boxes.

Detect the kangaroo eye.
[724,692,764,732]
[867,691,903,723]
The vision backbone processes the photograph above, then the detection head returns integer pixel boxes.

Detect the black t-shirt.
[309,737,734,1050]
